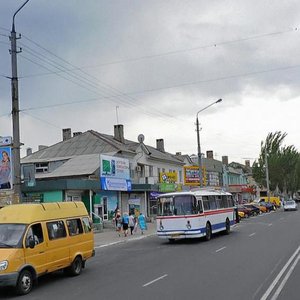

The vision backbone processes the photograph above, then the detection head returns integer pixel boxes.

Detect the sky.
[0,0,299,164]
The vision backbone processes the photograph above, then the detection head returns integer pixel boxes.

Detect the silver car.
[283,200,298,211]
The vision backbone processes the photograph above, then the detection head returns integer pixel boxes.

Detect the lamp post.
[196,98,222,187]
[10,0,30,200]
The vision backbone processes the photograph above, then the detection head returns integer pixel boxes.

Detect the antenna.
[137,134,145,143]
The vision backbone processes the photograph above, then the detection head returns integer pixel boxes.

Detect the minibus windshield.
[0,224,26,248]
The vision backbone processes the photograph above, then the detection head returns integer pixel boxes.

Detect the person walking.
[128,213,135,235]
[116,214,122,237]
[122,212,129,237]
[138,212,147,235]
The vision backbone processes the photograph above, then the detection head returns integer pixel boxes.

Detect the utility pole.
[265,147,270,203]
[9,0,30,201]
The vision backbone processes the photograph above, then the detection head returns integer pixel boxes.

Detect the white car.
[283,200,298,211]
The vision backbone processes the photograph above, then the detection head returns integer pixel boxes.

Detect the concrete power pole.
[265,147,270,202]
[10,0,30,201]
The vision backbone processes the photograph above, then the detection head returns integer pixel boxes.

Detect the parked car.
[238,210,245,219]
[244,203,261,215]
[283,200,298,211]
[259,201,275,212]
[237,205,253,218]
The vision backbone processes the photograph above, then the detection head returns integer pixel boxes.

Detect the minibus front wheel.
[16,269,33,295]
[66,256,83,276]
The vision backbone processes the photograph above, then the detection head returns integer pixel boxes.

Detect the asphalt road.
[1,209,300,300]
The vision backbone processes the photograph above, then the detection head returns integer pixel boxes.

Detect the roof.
[21,129,184,166]
[0,202,88,224]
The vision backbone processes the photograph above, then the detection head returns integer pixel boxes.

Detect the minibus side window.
[67,218,83,236]
[26,223,43,246]
[46,221,67,240]
[82,217,92,233]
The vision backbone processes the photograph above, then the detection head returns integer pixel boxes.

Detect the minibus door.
[24,223,48,274]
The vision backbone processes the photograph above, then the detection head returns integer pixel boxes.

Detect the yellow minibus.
[0,201,94,295]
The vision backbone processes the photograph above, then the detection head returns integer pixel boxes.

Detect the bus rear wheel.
[205,223,212,241]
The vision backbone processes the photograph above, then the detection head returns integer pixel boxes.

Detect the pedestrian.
[122,212,129,237]
[116,214,122,237]
[114,208,121,228]
[138,212,147,235]
[128,213,135,235]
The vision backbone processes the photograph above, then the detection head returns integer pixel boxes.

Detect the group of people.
[114,209,147,237]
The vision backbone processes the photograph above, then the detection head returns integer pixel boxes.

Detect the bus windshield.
[157,195,197,216]
[0,224,26,248]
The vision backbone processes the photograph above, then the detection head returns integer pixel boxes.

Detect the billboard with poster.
[183,166,206,186]
[0,146,13,190]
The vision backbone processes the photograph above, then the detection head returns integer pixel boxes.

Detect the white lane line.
[143,274,168,287]
[95,241,122,249]
[271,254,300,300]
[249,232,256,237]
[215,246,226,253]
[261,245,300,300]
[268,223,273,227]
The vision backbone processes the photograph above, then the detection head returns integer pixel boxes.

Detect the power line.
[21,111,62,129]
[19,39,181,121]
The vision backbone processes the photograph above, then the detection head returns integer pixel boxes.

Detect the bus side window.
[203,196,210,211]
[198,200,203,213]
[209,196,217,210]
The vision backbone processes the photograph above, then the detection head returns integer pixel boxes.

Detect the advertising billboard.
[183,166,206,186]
[0,146,13,190]
[159,172,178,183]
[100,155,131,191]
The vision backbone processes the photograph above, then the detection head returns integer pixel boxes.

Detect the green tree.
[253,131,300,196]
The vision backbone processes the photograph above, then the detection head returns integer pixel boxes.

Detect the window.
[202,196,210,211]
[26,223,44,245]
[149,165,153,177]
[67,218,83,236]
[46,220,67,240]
[209,196,217,210]
[221,195,229,208]
[35,162,49,173]
[216,196,222,209]
[173,195,197,215]
[82,217,92,233]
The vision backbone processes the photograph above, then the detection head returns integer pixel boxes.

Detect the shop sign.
[159,172,177,183]
[100,177,132,191]
[159,183,176,192]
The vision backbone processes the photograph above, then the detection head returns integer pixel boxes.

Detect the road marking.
[261,245,300,300]
[271,254,300,299]
[268,223,273,226]
[279,217,284,220]
[143,274,168,287]
[249,232,256,237]
[215,246,226,253]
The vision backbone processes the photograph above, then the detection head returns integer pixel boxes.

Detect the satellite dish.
[137,134,145,143]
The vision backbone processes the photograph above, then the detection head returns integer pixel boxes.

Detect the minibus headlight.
[0,260,8,271]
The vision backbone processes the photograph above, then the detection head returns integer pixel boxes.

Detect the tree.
[252,131,300,196]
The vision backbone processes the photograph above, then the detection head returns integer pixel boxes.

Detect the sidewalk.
[93,222,157,249]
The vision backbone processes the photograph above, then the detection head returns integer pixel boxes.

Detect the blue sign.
[100,177,132,191]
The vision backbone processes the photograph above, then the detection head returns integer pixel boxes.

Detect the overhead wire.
[19,37,180,121]
[21,35,180,120]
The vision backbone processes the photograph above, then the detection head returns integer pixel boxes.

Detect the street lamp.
[196,98,222,187]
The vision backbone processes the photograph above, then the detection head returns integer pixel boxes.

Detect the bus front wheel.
[205,223,212,241]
